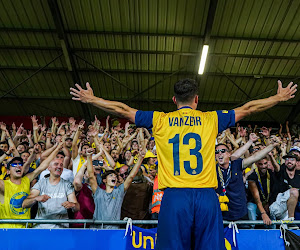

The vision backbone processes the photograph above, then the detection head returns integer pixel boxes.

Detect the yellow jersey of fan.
[135,107,235,190]
[0,176,31,228]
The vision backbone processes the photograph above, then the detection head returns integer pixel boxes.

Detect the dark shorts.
[156,188,225,250]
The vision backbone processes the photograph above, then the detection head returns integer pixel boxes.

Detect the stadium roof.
[0,0,300,124]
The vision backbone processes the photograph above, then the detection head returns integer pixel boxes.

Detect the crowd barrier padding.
[1,227,300,250]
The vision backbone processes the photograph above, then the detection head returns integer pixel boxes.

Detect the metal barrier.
[0,219,299,228]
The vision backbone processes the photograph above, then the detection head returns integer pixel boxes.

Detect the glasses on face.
[253,148,259,152]
[215,149,228,154]
[285,158,296,161]
[10,163,24,167]
[93,160,103,166]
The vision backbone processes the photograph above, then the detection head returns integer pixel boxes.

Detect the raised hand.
[41,124,47,132]
[6,147,14,155]
[277,80,297,101]
[261,127,271,137]
[70,82,95,103]
[31,115,38,124]
[78,120,85,130]
[238,127,247,137]
[57,142,65,150]
[70,123,77,132]
[86,147,94,156]
[27,130,32,139]
[16,124,23,136]
[139,149,146,158]
[88,126,98,137]
[249,133,259,142]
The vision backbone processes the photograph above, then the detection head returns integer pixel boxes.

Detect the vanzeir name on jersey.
[169,116,201,127]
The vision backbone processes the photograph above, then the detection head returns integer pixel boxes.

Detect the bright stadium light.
[198,45,209,75]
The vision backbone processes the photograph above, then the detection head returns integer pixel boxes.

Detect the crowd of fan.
[0,115,299,229]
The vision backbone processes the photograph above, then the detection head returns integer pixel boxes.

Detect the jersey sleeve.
[216,110,235,133]
[135,110,154,129]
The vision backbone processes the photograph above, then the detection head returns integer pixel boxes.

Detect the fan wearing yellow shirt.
[71,79,297,250]
[111,149,124,170]
[0,143,64,228]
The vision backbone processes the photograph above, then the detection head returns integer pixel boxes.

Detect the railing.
[0,219,299,228]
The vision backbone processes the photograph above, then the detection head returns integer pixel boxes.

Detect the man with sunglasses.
[71,79,296,250]
[269,152,300,229]
[215,138,279,224]
[0,143,64,228]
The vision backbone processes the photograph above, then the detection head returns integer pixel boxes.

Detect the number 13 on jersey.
[168,132,203,176]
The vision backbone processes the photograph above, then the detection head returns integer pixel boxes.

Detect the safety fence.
[0,220,299,249]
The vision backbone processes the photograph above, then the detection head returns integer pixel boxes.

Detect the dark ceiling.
[0,0,299,124]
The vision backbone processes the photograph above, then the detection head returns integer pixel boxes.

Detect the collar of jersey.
[177,106,192,110]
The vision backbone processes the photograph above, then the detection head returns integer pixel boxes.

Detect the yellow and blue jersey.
[135,107,235,190]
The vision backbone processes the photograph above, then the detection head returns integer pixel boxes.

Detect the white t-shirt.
[33,178,74,228]
[40,168,74,183]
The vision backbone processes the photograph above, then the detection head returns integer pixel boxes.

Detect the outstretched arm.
[86,148,98,194]
[70,83,137,122]
[234,81,297,122]
[71,121,84,160]
[243,142,279,169]
[231,133,258,160]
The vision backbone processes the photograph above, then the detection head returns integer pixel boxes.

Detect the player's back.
[152,107,220,189]
[135,107,235,190]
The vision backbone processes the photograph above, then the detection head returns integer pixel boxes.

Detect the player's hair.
[174,78,198,104]
[215,143,230,150]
